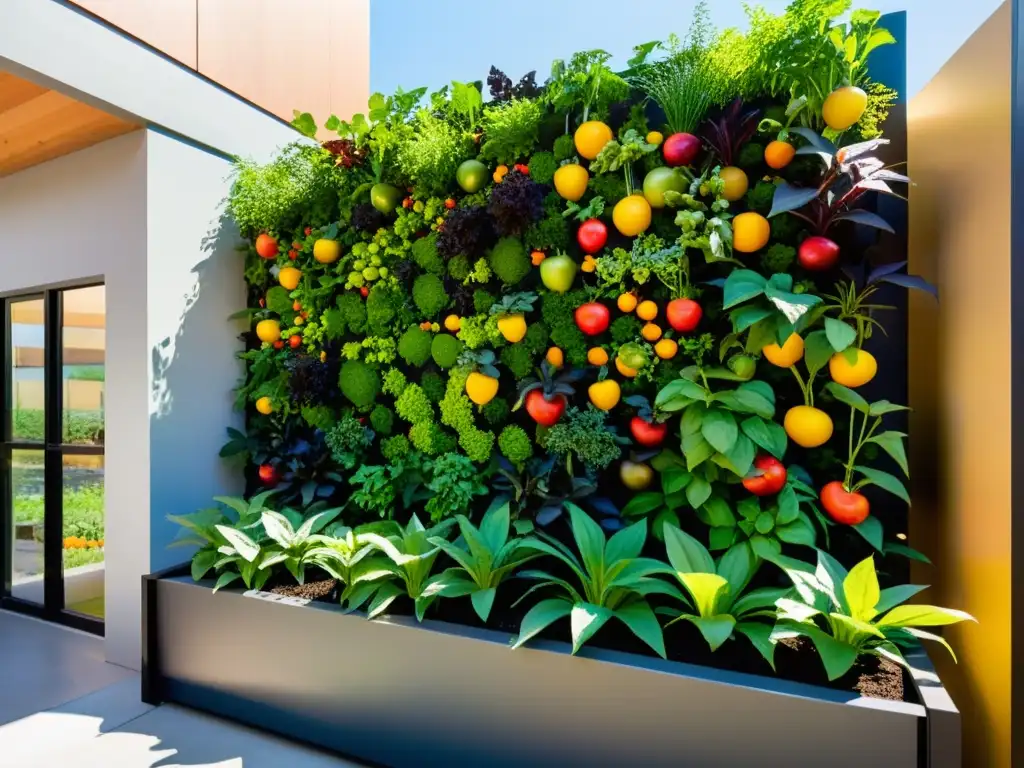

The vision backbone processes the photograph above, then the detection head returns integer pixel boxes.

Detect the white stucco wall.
[0,131,148,668]
[144,129,245,573]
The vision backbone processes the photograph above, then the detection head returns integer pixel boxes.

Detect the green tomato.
[413,200,425,213]
[539,253,578,294]
[643,167,686,209]
[456,159,489,193]
[370,183,403,214]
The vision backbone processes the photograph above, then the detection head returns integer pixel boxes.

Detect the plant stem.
[789,366,810,406]
[845,408,855,489]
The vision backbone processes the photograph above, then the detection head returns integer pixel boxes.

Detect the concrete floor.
[0,611,367,767]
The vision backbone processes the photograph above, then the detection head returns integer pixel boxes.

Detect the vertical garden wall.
[155,3,977,765]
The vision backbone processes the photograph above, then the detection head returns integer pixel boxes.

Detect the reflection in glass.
[10,449,45,605]
[10,299,45,442]
[62,454,105,618]
[63,286,105,445]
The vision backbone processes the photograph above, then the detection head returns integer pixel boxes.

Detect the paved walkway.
[0,611,366,767]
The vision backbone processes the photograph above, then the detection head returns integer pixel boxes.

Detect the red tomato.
[630,417,667,447]
[289,335,302,349]
[798,236,840,271]
[292,301,302,311]
[662,133,702,167]
[304,227,313,236]
[255,234,278,259]
[820,480,870,524]
[577,219,608,254]
[525,390,566,426]
[742,455,787,496]
[666,298,703,332]
[360,286,370,298]
[445,198,456,209]
[575,302,610,336]
[257,464,277,485]
[273,340,284,350]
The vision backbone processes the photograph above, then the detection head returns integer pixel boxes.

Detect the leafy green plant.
[425,453,487,522]
[256,507,342,583]
[545,49,629,125]
[311,523,396,607]
[479,99,543,165]
[655,370,784,483]
[703,482,819,556]
[355,516,456,621]
[513,504,676,657]
[544,406,627,472]
[722,269,822,349]
[774,552,975,680]
[659,525,785,666]
[423,502,538,622]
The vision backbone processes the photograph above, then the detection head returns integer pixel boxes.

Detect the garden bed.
[143,571,959,768]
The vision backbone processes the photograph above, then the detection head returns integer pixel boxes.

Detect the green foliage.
[410,421,457,456]
[395,384,434,424]
[479,99,543,164]
[367,286,402,334]
[301,404,336,431]
[370,405,395,436]
[610,316,642,345]
[546,50,629,122]
[513,505,671,657]
[745,180,777,215]
[228,143,338,237]
[448,254,471,281]
[776,553,975,681]
[545,406,623,471]
[527,151,558,185]
[440,369,496,463]
[481,397,511,427]
[524,212,571,252]
[552,134,575,162]
[398,326,433,366]
[522,322,550,355]
[488,236,531,286]
[498,425,533,469]
[413,273,448,317]
[325,415,373,469]
[761,243,796,273]
[336,293,368,336]
[411,233,445,276]
[541,290,588,366]
[431,334,464,369]
[381,435,411,462]
[420,372,447,403]
[473,290,497,315]
[736,142,765,169]
[339,360,381,410]
[501,343,536,379]
[398,110,474,195]
[382,368,408,397]
[14,409,103,445]
[424,503,538,622]
[587,173,628,206]
[425,453,487,522]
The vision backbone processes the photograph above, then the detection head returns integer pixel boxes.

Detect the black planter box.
[142,572,961,768]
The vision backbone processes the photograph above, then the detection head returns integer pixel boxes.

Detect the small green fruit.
[539,253,578,294]
[371,183,403,214]
[456,159,489,193]
[642,167,686,209]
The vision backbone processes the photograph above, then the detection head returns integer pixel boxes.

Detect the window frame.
[1,282,105,635]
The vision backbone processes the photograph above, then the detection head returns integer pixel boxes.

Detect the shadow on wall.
[148,209,247,571]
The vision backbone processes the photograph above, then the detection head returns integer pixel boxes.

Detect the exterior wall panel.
[70,0,198,68]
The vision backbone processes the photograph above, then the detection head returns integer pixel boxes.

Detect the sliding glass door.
[2,284,105,634]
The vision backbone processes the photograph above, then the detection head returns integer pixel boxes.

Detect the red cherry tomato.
[273,340,284,350]
[820,480,870,525]
[255,233,278,259]
[257,464,277,485]
[798,236,840,271]
[525,390,567,427]
[360,286,370,298]
[289,335,302,349]
[445,198,456,209]
[577,219,608,254]
[304,227,313,236]
[666,298,703,332]
[574,302,610,336]
[742,455,788,496]
[630,417,668,447]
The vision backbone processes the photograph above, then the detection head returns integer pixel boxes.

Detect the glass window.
[10,298,45,442]
[9,448,45,605]
[62,286,105,446]
[62,454,104,618]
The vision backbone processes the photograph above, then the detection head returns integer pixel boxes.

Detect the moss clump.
[553,134,575,162]
[395,384,433,424]
[300,404,335,431]
[522,321,550,356]
[481,397,510,427]
[336,292,367,335]
[448,254,471,281]
[370,405,394,436]
[610,315,642,345]
[413,273,448,317]
[770,213,801,243]
[398,326,432,367]
[737,142,764,169]
[439,368,495,463]
[409,422,458,456]
[524,213,570,252]
[527,151,558,185]
[339,360,380,410]
[488,236,530,286]
[473,289,496,315]
[588,173,627,206]
[745,181,776,215]
[542,290,588,366]
[382,368,408,397]
[381,435,411,463]
[761,243,796,273]
[366,284,397,333]
[501,343,535,379]
[411,233,444,276]
[498,425,533,469]
[420,372,446,403]
[431,334,463,369]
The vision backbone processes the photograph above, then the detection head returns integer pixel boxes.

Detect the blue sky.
[369,0,1003,104]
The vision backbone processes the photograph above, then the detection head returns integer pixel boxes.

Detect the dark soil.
[258,569,906,703]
